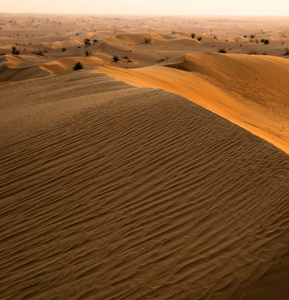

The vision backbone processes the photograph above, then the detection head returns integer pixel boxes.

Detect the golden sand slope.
[40,57,103,75]
[0,55,50,82]
[98,53,289,154]
[1,71,289,299]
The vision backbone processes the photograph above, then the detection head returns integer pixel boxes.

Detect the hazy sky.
[1,0,289,15]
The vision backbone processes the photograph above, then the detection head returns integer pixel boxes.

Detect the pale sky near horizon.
[0,0,288,16]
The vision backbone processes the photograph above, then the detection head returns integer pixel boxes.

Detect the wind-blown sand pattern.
[1,71,289,299]
[1,14,289,300]
[98,52,289,154]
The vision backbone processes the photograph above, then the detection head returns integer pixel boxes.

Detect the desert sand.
[1,14,289,299]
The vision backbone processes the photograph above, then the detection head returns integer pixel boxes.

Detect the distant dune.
[0,55,50,82]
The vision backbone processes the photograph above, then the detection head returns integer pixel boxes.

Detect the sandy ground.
[1,14,289,299]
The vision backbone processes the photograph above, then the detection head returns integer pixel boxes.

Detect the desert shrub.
[197,37,202,41]
[33,50,44,56]
[263,52,267,55]
[218,48,227,53]
[144,37,151,44]
[73,61,83,71]
[85,50,91,56]
[249,50,257,55]
[11,46,20,55]
[113,55,119,62]
[261,39,269,44]
[250,34,255,38]
[62,47,66,52]
[84,38,91,46]
[158,56,171,63]
[191,33,195,39]
[243,35,247,38]
[93,39,98,43]
[0,53,5,56]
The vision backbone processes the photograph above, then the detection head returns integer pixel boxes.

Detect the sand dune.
[40,57,103,75]
[98,52,289,154]
[1,14,289,299]
[1,70,289,299]
[0,55,50,82]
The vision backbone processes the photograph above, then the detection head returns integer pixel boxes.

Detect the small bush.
[261,39,269,44]
[84,38,91,46]
[197,37,202,41]
[263,52,267,55]
[62,47,66,52]
[243,35,247,38]
[113,55,120,62]
[33,50,44,56]
[1,53,5,56]
[93,39,98,43]
[73,61,83,71]
[218,48,227,53]
[191,33,195,39]
[144,37,151,44]
[11,46,20,55]
[250,34,255,38]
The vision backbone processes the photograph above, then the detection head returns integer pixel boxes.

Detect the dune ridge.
[98,52,289,154]
[40,57,103,75]
[1,71,289,299]
[0,55,51,82]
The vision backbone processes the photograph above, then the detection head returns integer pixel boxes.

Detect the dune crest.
[0,55,51,82]
[40,57,103,74]
[98,53,289,154]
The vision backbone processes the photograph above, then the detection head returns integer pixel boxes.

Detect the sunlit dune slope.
[98,53,289,154]
[40,57,103,74]
[1,71,289,299]
[0,55,50,82]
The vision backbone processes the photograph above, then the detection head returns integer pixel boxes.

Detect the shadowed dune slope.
[1,71,289,299]
[98,53,289,154]
[0,55,103,82]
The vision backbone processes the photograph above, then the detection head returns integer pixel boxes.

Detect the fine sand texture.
[98,52,289,155]
[1,71,289,299]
